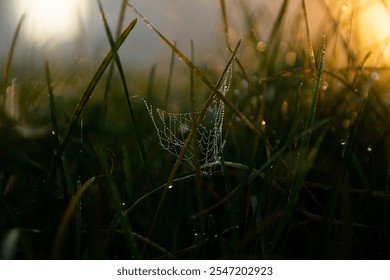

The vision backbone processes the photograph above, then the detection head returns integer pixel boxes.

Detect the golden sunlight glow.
[13,0,90,45]
[355,0,390,65]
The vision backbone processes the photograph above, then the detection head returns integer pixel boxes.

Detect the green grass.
[1,0,390,259]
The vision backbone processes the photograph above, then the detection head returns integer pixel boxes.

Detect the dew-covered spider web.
[143,65,233,170]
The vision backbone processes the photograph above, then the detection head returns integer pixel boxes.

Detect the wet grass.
[1,0,390,259]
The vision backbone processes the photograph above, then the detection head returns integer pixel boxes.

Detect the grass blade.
[51,176,96,258]
[164,41,176,109]
[45,61,74,198]
[97,0,155,189]
[2,15,25,95]
[271,35,327,253]
[219,0,231,48]
[263,0,289,72]
[46,17,137,185]
[1,15,25,126]
[301,0,317,76]
[96,147,140,259]
[101,0,128,133]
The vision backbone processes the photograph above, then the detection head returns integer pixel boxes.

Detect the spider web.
[143,65,233,169]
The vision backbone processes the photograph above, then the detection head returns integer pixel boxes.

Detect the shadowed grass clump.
[1,0,390,259]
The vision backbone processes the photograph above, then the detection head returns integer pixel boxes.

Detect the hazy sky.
[0,0,287,70]
[1,0,389,73]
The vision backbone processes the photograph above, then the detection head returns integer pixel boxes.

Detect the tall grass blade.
[217,0,252,110]
[45,61,74,197]
[164,42,176,108]
[301,0,317,76]
[1,228,21,259]
[96,147,140,259]
[147,64,157,102]
[97,0,155,189]
[264,0,289,72]
[45,62,59,145]
[1,15,25,125]
[75,177,82,259]
[219,0,231,48]
[2,15,25,95]
[271,35,326,253]
[51,176,96,258]
[46,17,137,185]
[101,0,128,134]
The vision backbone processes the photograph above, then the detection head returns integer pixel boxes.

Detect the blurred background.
[1,0,390,75]
[1,0,390,259]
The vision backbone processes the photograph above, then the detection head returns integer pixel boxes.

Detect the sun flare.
[353,0,390,65]
[13,0,90,45]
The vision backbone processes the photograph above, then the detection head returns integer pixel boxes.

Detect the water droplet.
[240,79,248,89]
[321,80,329,91]
[281,100,288,115]
[367,145,373,152]
[340,140,346,146]
[285,51,297,66]
[168,184,173,189]
[371,71,380,82]
[51,130,56,135]
[256,41,267,52]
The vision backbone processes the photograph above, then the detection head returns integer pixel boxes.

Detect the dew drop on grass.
[168,184,173,189]
[256,41,267,52]
[285,51,297,66]
[321,81,329,91]
[367,145,373,152]
[240,79,249,89]
[340,4,348,13]
[371,71,380,82]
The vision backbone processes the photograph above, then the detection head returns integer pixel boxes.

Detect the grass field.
[1,0,390,259]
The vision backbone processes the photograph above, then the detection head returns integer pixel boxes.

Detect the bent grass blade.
[51,177,96,258]
[46,18,137,185]
[97,0,155,189]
